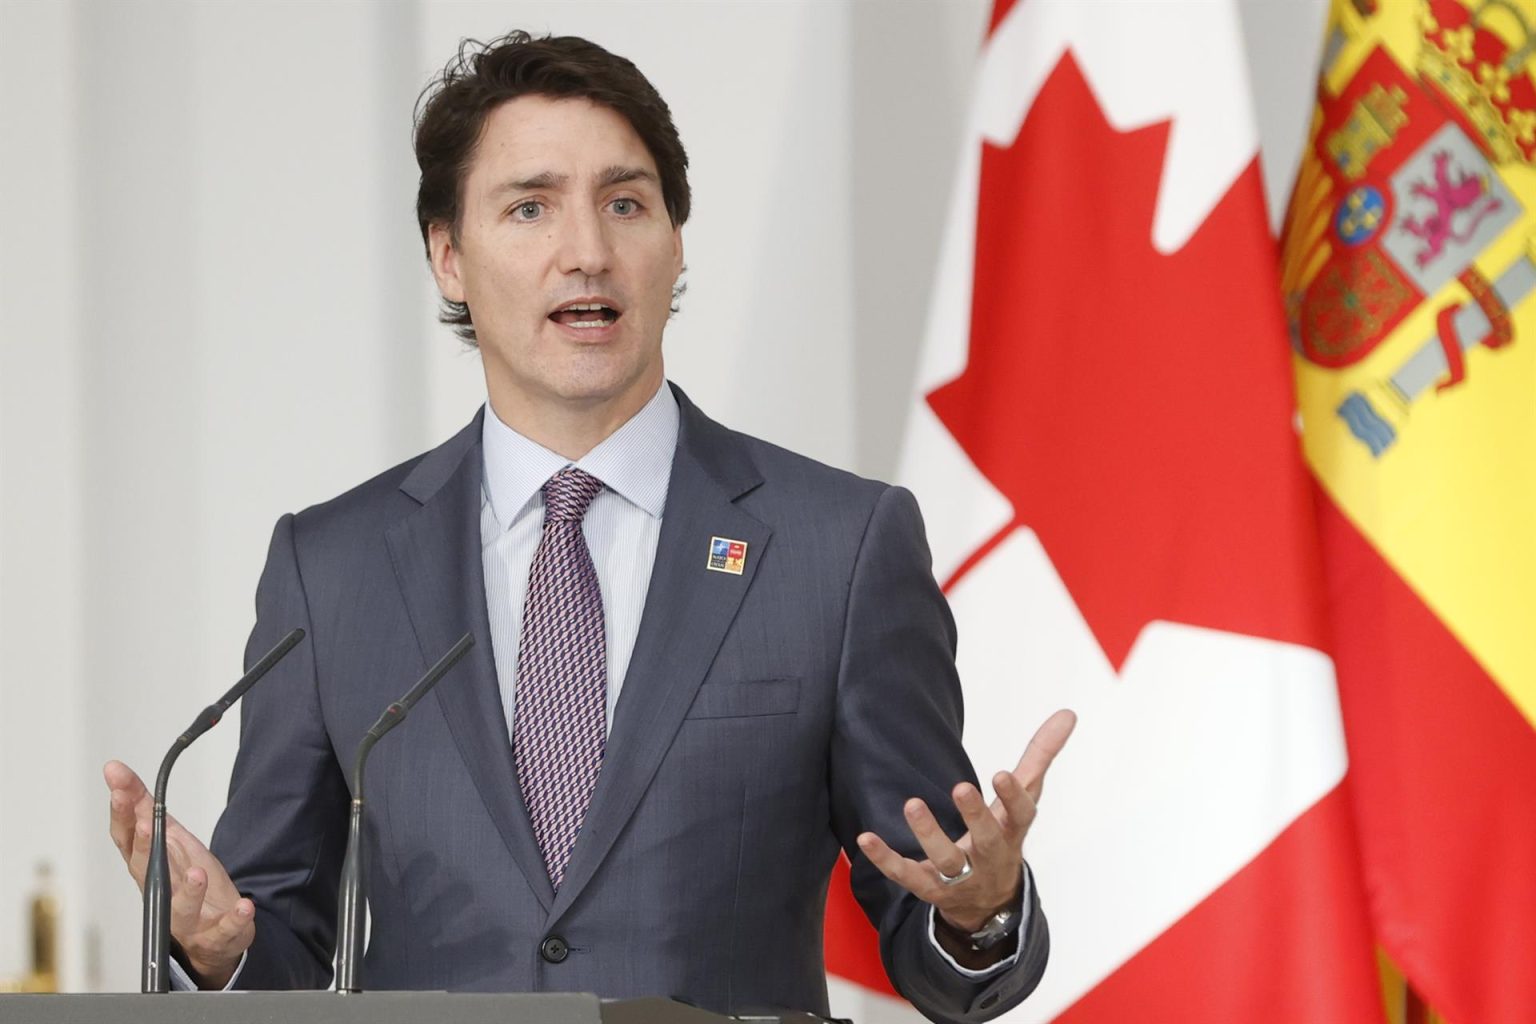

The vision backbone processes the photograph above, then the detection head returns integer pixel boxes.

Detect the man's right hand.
[104,760,254,989]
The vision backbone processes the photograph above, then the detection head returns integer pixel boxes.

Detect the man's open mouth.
[549,302,621,328]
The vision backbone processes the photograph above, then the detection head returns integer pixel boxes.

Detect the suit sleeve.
[207,513,351,989]
[828,485,1049,1023]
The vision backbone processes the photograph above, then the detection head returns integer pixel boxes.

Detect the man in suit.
[104,32,1074,1022]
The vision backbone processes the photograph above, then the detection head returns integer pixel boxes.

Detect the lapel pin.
[707,536,748,575]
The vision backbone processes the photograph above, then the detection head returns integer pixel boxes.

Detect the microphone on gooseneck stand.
[141,627,306,994]
[335,632,475,995]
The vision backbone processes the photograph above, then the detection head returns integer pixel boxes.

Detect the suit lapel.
[384,412,556,912]
[549,390,770,921]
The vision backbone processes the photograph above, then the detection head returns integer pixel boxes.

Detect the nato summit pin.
[707,536,748,575]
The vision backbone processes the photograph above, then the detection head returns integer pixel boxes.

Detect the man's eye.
[514,201,542,220]
[610,198,638,216]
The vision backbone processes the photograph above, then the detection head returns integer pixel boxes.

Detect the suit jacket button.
[540,935,570,964]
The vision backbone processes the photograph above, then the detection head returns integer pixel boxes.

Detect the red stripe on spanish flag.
[1318,488,1536,1024]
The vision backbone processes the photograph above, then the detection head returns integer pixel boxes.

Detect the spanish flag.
[1283,1,1536,1021]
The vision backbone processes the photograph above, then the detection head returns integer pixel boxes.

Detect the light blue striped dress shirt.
[479,381,678,737]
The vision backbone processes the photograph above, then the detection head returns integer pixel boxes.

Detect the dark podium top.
[0,993,842,1023]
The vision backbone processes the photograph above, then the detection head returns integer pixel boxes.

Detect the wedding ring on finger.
[936,854,973,886]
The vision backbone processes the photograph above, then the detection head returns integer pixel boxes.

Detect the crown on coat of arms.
[1419,0,1536,165]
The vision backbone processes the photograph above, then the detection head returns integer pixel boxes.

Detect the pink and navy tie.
[513,467,607,890]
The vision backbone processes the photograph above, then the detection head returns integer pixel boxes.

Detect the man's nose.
[557,206,614,277]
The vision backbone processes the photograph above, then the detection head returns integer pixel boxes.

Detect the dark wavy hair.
[414,31,692,345]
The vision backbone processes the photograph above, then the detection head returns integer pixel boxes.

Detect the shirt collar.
[480,381,679,532]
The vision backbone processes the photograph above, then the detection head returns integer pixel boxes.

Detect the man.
[104,32,1074,1022]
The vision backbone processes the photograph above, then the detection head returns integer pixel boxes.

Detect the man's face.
[430,95,683,432]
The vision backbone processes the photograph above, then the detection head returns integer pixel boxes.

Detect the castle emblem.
[1282,0,1536,456]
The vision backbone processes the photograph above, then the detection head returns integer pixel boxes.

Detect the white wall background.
[0,0,1325,995]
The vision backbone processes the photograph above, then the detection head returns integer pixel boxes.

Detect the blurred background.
[2,0,1331,1000]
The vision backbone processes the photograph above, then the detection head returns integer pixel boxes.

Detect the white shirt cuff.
[168,949,247,991]
[925,864,1031,979]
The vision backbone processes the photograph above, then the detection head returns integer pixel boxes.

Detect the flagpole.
[1404,986,1435,1024]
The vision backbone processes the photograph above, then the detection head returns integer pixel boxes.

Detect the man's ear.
[672,224,684,279]
[427,221,466,303]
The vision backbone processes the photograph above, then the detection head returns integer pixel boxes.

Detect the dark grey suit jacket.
[210,385,1048,1022]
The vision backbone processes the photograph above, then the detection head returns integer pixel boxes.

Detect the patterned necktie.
[513,467,608,890]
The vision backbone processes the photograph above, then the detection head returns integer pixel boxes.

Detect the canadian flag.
[826,2,1386,1020]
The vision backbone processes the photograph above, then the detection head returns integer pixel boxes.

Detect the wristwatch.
[936,895,1024,953]
[960,906,1022,952]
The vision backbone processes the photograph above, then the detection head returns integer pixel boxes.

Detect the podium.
[0,993,839,1022]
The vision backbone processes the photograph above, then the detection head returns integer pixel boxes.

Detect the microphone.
[142,627,306,993]
[335,632,474,994]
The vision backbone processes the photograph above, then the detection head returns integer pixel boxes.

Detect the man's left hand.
[857,708,1077,937]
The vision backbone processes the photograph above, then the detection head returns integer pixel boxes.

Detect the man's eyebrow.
[491,166,657,197]
[494,171,568,195]
[597,165,659,188]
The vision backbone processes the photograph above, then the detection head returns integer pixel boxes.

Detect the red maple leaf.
[926,52,1325,669]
